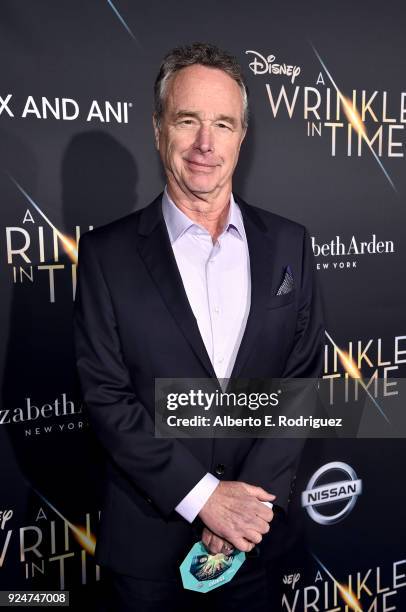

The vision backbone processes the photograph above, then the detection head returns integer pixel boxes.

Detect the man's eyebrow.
[173,110,238,127]
[216,114,238,127]
[173,110,201,120]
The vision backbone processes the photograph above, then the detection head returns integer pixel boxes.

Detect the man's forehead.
[165,67,243,114]
[172,63,235,82]
[168,65,242,98]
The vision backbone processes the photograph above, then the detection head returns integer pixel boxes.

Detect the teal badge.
[179,541,246,593]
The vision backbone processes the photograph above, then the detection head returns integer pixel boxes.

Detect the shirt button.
[217,356,224,363]
[214,306,220,313]
[215,463,225,475]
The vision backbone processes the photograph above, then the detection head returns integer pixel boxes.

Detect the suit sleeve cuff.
[175,472,220,523]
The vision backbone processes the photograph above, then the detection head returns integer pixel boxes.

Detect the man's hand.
[202,526,234,555]
[198,481,275,553]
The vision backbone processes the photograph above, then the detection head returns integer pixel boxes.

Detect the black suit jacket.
[73,192,324,579]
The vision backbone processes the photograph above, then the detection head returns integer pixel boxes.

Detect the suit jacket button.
[215,463,225,475]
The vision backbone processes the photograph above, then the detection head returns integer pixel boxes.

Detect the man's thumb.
[246,485,276,501]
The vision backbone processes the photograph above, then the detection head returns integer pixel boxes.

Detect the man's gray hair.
[154,42,249,130]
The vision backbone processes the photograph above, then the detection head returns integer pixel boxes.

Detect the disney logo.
[0,509,13,530]
[283,572,301,589]
[245,51,301,83]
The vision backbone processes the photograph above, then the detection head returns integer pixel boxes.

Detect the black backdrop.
[1,1,405,610]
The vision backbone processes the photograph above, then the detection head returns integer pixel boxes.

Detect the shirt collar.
[162,185,245,244]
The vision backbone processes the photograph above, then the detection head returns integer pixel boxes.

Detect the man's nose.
[194,125,214,153]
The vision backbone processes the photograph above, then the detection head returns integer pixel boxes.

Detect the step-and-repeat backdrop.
[1,1,405,609]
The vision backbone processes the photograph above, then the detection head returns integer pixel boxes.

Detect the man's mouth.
[185,159,217,170]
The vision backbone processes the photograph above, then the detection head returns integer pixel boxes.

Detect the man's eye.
[216,123,231,130]
[179,119,194,125]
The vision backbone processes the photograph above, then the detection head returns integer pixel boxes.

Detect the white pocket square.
[276,265,294,295]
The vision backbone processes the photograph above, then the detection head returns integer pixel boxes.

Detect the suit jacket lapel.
[228,195,275,381]
[135,192,275,383]
[136,193,217,378]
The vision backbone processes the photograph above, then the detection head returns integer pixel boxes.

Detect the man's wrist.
[175,472,220,523]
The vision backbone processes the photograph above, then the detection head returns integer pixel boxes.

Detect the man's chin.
[183,179,220,196]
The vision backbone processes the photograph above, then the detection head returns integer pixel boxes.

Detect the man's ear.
[236,126,247,156]
[152,113,160,150]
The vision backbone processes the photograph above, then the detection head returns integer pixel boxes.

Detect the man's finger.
[232,537,256,553]
[201,529,213,551]
[254,501,274,523]
[210,534,227,555]
[203,530,233,555]
[244,484,276,502]
[243,529,263,545]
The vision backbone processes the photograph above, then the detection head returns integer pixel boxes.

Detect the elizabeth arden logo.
[312,234,395,270]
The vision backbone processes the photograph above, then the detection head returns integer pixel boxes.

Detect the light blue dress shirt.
[162,186,251,523]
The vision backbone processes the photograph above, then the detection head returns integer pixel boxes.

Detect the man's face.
[153,64,246,199]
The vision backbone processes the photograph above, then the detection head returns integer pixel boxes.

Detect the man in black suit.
[73,42,324,611]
